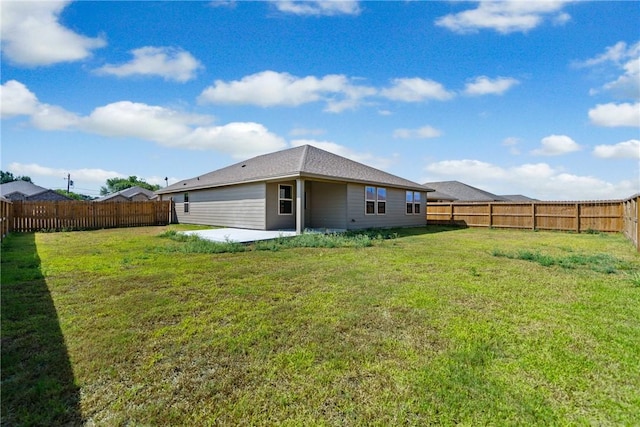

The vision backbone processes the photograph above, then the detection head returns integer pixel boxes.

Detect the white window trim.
[278,184,293,215]
[184,192,190,214]
[365,186,386,215]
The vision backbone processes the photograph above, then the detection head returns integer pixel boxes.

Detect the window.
[406,191,413,214]
[184,192,189,213]
[377,187,386,214]
[406,191,421,215]
[279,184,293,215]
[365,186,386,215]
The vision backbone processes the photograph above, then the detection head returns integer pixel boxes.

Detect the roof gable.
[159,145,432,194]
[96,185,157,201]
[0,180,49,197]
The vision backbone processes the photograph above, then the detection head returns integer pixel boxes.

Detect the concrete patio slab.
[181,228,297,243]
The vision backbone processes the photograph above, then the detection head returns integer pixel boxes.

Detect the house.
[500,194,539,202]
[95,186,158,202]
[156,145,434,233]
[423,181,509,202]
[0,180,72,201]
[427,190,457,202]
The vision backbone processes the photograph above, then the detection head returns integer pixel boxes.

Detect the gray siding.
[308,181,347,229]
[346,184,426,230]
[174,183,266,229]
[265,181,296,230]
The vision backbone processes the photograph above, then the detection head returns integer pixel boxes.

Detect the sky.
[1,0,639,200]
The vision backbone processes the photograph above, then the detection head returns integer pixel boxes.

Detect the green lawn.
[2,225,639,425]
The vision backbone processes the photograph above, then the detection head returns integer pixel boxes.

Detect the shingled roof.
[95,186,157,202]
[0,180,72,201]
[422,181,509,202]
[158,145,432,194]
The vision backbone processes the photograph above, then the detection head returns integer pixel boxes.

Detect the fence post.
[531,203,536,230]
[488,203,493,228]
[575,203,580,233]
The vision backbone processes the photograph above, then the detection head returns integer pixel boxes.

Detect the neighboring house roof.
[158,145,434,194]
[427,190,458,201]
[500,194,539,202]
[0,181,72,201]
[422,181,509,202]
[95,186,157,202]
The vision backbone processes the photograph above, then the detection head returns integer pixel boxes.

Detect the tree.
[100,176,160,195]
[1,170,32,184]
[55,189,94,201]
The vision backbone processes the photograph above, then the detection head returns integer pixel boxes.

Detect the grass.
[2,225,640,425]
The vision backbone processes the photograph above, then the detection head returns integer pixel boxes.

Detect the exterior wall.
[265,181,296,230]
[307,181,347,230]
[346,183,426,230]
[173,182,266,229]
[130,193,153,202]
[98,195,129,203]
[4,192,27,201]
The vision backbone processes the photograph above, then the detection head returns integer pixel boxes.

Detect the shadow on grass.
[392,223,468,237]
[1,233,83,426]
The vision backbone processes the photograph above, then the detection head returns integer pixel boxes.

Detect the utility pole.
[65,173,74,194]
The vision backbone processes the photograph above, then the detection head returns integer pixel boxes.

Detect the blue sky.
[1,0,638,200]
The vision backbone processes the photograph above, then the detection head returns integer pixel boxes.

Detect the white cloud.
[577,41,640,99]
[181,122,287,158]
[272,1,361,16]
[7,162,126,185]
[502,137,520,146]
[31,104,81,130]
[0,80,81,129]
[463,76,520,96]
[198,70,375,112]
[290,139,393,170]
[531,135,581,156]
[503,137,521,154]
[423,159,636,200]
[588,102,640,127]
[380,78,453,102]
[95,46,203,82]
[393,126,442,139]
[1,80,287,159]
[0,0,106,66]
[435,1,571,34]
[81,101,211,141]
[577,41,638,67]
[0,80,39,117]
[593,139,640,159]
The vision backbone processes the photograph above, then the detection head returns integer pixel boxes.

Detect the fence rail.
[427,196,640,251]
[5,200,172,233]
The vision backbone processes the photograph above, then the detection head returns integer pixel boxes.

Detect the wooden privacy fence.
[427,195,640,251]
[1,197,11,241]
[7,200,172,233]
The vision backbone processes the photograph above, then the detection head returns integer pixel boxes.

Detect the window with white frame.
[184,192,189,213]
[279,184,293,215]
[365,186,386,215]
[406,191,421,215]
